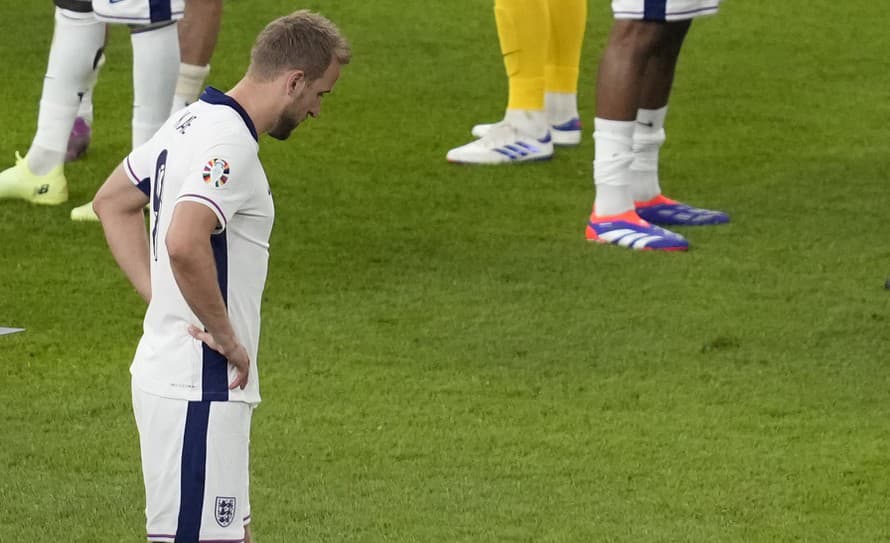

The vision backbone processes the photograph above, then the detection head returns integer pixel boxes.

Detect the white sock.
[76,91,93,127]
[131,23,179,147]
[592,118,635,217]
[544,92,578,126]
[630,106,668,203]
[76,52,106,125]
[171,63,211,114]
[27,8,105,175]
[504,109,548,139]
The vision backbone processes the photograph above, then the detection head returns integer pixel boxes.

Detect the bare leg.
[595,20,679,120]
[637,20,691,109]
[178,0,222,66]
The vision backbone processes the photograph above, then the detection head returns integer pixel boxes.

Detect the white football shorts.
[91,0,185,25]
[612,0,722,21]
[132,383,252,543]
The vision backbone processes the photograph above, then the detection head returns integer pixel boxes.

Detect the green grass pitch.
[2,1,890,541]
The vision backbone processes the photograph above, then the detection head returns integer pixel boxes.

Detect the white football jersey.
[126,87,274,404]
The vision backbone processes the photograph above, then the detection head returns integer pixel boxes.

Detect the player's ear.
[286,70,306,96]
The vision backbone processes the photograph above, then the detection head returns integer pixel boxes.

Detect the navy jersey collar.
[199,87,259,142]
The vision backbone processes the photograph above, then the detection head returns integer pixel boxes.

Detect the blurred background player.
[0,0,182,213]
[584,0,729,251]
[67,0,223,164]
[68,0,223,220]
[65,34,106,163]
[446,0,587,164]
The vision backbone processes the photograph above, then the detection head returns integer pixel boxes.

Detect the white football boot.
[446,123,553,165]
[472,117,581,146]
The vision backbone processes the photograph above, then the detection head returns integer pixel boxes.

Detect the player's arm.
[166,202,249,390]
[94,163,152,303]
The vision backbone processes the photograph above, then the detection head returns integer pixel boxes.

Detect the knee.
[608,20,669,58]
[609,20,689,58]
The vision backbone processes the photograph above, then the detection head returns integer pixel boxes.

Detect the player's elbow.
[165,229,204,269]
[165,233,191,266]
[93,166,148,222]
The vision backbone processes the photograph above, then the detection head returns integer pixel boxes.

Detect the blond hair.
[247,10,351,82]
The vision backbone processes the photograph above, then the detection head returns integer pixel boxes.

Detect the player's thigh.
[131,385,190,535]
[91,0,185,24]
[200,400,252,538]
[612,0,721,21]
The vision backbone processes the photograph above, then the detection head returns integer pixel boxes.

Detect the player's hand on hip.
[188,325,251,390]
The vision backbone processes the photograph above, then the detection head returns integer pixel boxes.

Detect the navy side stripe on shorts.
[202,231,230,401]
[644,0,668,20]
[176,401,211,542]
[149,0,172,22]
[55,0,93,13]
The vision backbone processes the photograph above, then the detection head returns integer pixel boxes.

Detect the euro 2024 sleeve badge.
[203,158,230,188]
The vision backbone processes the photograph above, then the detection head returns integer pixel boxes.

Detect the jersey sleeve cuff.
[124,157,151,196]
[177,193,228,231]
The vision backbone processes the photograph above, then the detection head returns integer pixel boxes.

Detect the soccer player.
[0,0,182,213]
[68,0,225,221]
[93,10,350,542]
[584,0,729,251]
[446,0,587,164]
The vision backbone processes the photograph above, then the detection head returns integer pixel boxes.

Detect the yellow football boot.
[0,152,68,205]
[70,200,99,222]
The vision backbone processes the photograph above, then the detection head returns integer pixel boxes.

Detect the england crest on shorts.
[215,496,236,527]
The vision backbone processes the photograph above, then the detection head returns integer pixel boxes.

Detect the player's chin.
[268,123,298,141]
